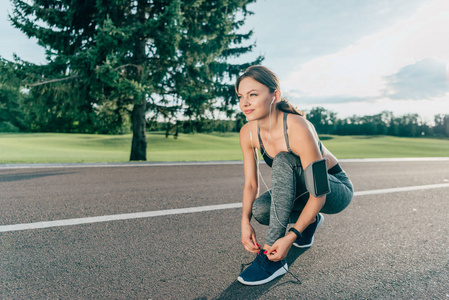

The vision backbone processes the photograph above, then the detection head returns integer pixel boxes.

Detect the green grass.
[0,132,448,164]
[319,135,449,158]
[0,132,241,163]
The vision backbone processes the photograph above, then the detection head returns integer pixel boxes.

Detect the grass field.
[0,132,448,164]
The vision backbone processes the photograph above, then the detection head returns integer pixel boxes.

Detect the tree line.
[146,107,449,138]
[306,107,449,137]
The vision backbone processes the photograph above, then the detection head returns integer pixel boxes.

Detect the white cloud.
[384,58,449,99]
[235,0,424,79]
[282,0,449,101]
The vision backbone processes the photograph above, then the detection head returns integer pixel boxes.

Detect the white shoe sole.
[292,214,324,248]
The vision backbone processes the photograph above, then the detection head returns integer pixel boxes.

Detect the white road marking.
[353,183,449,196]
[340,157,449,163]
[1,183,449,233]
[0,203,242,233]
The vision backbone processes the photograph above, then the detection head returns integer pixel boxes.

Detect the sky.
[1,0,449,123]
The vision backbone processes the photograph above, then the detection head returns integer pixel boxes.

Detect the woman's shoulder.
[239,122,251,136]
[285,112,320,142]
[286,113,312,132]
[239,122,257,145]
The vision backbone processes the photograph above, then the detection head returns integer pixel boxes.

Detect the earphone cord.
[249,100,288,229]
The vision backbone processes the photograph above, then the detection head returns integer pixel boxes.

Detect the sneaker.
[237,249,288,285]
[292,213,324,248]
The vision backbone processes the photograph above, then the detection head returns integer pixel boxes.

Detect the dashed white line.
[1,183,448,233]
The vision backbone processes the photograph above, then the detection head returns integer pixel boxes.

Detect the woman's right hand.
[241,221,260,253]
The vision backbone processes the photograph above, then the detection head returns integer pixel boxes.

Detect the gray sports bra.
[257,112,323,168]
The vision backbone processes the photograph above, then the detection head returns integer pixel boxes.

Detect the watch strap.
[288,227,301,238]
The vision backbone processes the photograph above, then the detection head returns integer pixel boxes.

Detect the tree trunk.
[130,101,147,161]
[130,0,148,161]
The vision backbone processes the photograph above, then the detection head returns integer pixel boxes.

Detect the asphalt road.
[1,160,449,299]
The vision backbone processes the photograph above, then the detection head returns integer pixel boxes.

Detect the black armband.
[304,159,331,197]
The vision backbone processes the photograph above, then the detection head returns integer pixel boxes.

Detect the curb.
[1,157,449,169]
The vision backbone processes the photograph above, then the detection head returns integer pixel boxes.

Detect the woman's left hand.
[266,235,294,262]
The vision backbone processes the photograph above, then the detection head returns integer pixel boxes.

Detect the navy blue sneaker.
[292,213,324,248]
[237,249,288,285]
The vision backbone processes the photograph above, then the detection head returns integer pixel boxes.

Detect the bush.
[0,121,20,132]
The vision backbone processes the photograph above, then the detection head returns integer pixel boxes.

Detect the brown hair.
[235,65,305,117]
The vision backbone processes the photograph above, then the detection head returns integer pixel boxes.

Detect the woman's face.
[237,77,274,121]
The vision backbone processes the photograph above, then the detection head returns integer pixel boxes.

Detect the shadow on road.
[212,247,308,299]
[0,170,74,182]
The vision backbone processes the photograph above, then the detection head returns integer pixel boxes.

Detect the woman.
[236,65,354,285]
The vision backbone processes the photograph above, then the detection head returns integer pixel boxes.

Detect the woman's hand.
[241,221,260,253]
[266,234,295,262]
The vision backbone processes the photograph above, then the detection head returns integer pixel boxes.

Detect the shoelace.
[281,264,301,284]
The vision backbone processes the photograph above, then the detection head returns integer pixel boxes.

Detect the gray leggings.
[252,152,354,245]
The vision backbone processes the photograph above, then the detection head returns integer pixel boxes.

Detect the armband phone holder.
[304,158,331,197]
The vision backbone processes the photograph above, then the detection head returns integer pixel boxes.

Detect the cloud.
[286,94,369,105]
[235,0,425,77]
[282,0,449,101]
[384,58,449,100]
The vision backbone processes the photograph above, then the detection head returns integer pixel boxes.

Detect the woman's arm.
[239,123,261,253]
[287,115,326,232]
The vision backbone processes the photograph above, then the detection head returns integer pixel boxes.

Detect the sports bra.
[257,112,342,175]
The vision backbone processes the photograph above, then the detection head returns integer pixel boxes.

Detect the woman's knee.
[272,151,300,169]
[252,198,271,226]
[320,187,353,214]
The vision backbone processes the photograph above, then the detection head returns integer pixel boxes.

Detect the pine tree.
[10,0,260,160]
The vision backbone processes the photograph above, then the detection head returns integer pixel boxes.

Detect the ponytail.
[276,99,305,117]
